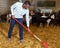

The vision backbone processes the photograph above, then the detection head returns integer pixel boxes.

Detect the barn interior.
[0,0,60,48]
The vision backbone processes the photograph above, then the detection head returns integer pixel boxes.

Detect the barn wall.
[0,0,17,15]
[0,0,8,15]
[0,0,60,15]
[34,0,60,12]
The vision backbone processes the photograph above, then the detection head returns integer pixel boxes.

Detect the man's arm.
[26,10,30,27]
[10,2,18,18]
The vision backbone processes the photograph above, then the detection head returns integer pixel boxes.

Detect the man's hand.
[11,15,15,19]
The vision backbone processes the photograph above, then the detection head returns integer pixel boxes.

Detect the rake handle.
[13,18,34,35]
[12,18,48,48]
[12,18,41,41]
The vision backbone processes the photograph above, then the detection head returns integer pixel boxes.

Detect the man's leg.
[8,19,15,39]
[18,18,23,42]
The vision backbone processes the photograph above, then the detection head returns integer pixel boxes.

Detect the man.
[8,1,31,42]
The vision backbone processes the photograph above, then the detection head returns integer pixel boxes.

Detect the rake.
[13,18,48,48]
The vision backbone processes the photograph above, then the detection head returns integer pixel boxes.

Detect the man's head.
[23,1,31,9]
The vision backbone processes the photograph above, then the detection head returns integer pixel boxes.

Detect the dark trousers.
[8,18,23,40]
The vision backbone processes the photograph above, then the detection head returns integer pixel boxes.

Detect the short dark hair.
[24,1,31,5]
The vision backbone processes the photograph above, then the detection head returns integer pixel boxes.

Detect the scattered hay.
[0,23,60,48]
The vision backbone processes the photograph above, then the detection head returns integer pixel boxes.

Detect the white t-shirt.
[11,2,29,27]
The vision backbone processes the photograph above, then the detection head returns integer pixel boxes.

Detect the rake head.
[42,41,48,48]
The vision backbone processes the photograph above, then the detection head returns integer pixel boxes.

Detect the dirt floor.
[0,22,60,48]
